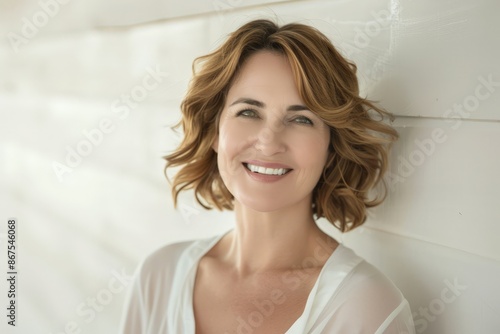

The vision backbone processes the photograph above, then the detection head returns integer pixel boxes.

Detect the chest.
[192,262,321,334]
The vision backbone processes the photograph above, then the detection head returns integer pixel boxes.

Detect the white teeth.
[246,163,289,175]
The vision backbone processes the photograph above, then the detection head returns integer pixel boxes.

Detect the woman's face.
[212,51,331,212]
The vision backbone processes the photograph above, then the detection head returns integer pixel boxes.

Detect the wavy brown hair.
[163,19,398,233]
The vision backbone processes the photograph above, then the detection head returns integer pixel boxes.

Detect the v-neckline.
[185,229,341,334]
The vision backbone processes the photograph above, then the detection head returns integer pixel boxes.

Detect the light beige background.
[1,0,499,333]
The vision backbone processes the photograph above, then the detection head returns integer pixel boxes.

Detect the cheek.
[296,135,330,167]
[217,132,237,167]
[218,123,247,154]
[216,123,250,175]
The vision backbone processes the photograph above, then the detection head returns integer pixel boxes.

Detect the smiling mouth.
[242,163,293,176]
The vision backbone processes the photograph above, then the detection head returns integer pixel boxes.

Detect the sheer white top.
[120,230,415,333]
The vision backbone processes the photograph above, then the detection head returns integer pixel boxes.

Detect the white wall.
[1,0,499,333]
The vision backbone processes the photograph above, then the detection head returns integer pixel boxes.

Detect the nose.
[254,120,286,155]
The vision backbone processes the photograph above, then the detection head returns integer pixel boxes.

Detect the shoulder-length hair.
[163,19,398,233]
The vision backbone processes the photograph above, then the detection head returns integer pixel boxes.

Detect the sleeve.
[117,241,187,334]
[119,262,148,334]
[372,299,415,334]
[320,264,415,334]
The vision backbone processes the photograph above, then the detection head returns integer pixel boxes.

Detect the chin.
[235,196,291,213]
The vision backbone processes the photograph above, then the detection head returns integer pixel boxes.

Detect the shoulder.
[336,245,404,309]
[127,237,207,309]
[326,244,404,303]
[134,237,206,284]
[133,240,196,295]
[319,245,414,333]
[342,259,404,308]
[139,239,195,272]
[120,234,228,333]
[120,238,201,333]
[133,232,228,285]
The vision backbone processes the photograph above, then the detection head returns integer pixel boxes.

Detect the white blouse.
[120,229,415,333]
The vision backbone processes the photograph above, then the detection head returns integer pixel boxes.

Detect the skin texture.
[193,51,339,333]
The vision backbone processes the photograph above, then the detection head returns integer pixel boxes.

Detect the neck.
[218,199,338,278]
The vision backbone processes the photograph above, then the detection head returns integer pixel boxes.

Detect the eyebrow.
[229,98,310,112]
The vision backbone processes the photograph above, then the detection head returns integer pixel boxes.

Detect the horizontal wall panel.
[367,117,500,261]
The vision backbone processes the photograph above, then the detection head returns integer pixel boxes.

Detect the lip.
[243,163,292,182]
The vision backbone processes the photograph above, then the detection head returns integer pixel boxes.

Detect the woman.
[120,19,415,333]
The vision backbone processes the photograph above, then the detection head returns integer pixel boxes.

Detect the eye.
[236,109,258,118]
[293,116,314,125]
